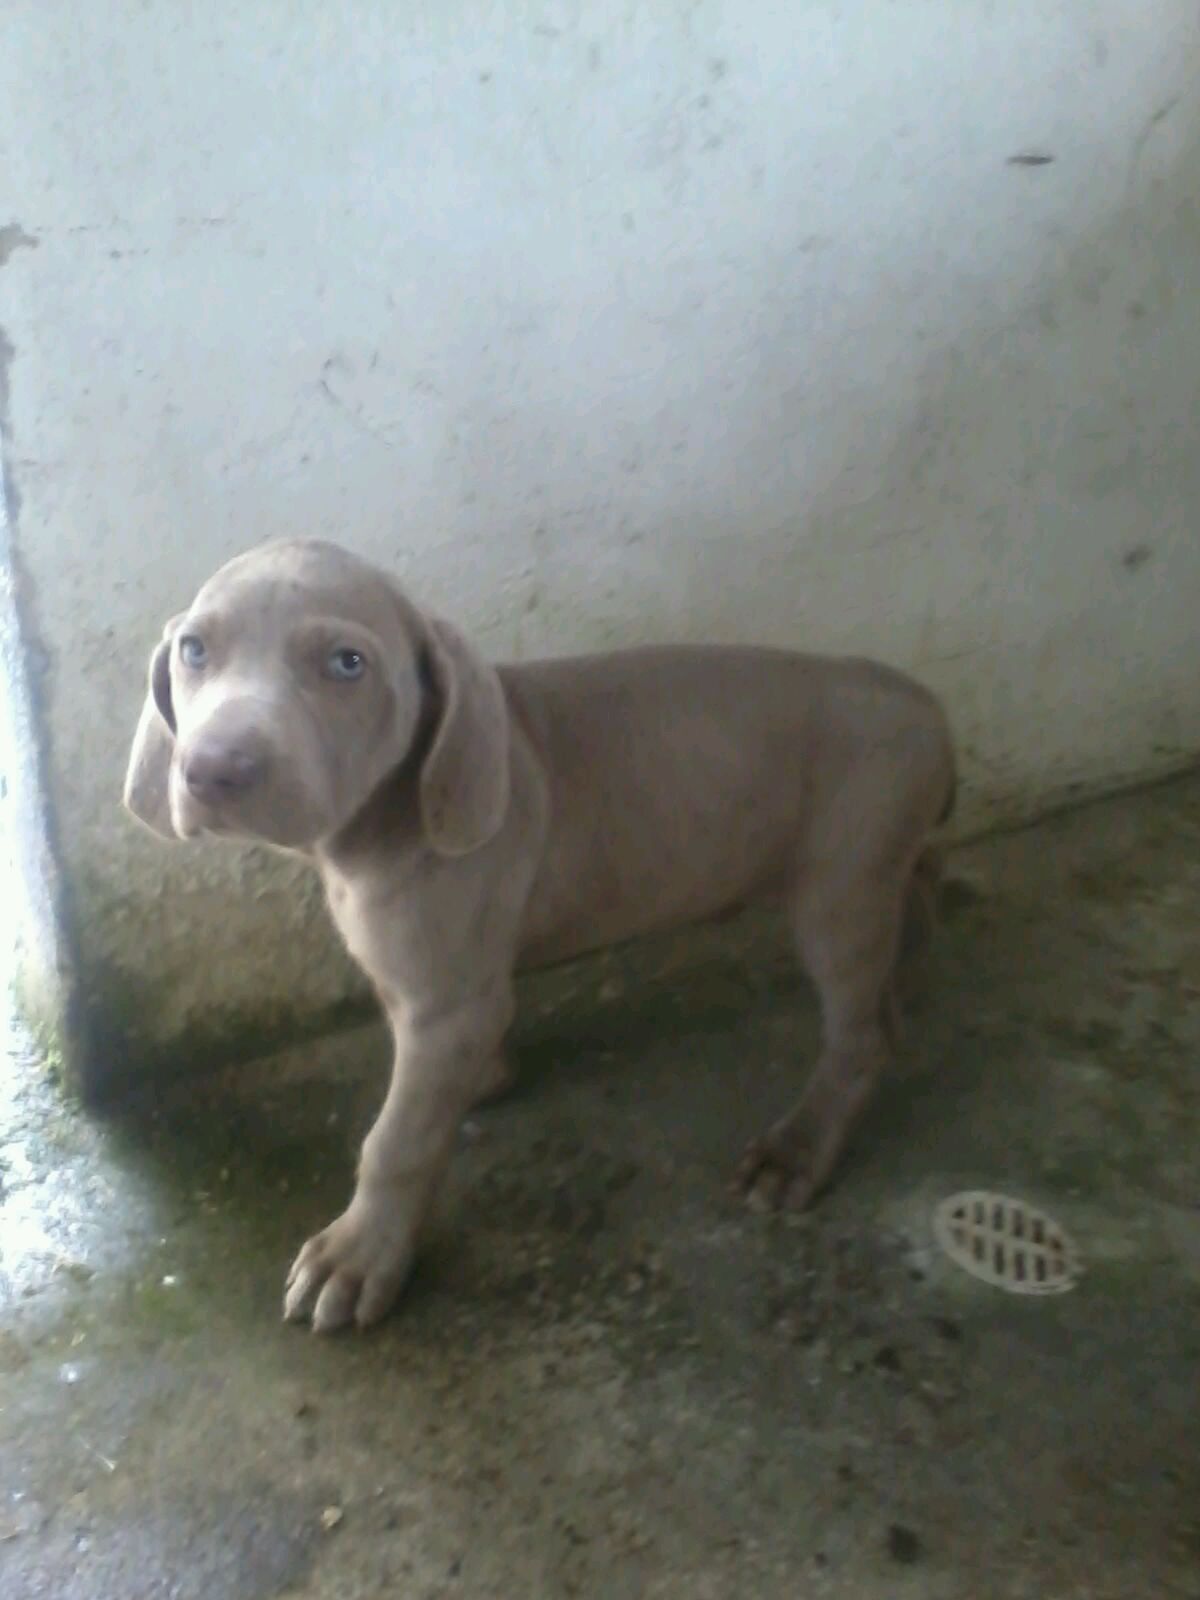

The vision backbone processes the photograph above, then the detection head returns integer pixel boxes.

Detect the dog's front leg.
[283,993,509,1332]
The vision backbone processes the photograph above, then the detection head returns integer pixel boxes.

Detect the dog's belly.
[513,805,794,971]
[513,884,771,972]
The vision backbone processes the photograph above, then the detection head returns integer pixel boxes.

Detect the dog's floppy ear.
[122,616,183,840]
[418,615,510,857]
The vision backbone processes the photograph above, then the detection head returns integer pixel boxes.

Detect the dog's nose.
[182,741,263,803]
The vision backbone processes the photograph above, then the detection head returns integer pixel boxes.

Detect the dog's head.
[123,540,509,854]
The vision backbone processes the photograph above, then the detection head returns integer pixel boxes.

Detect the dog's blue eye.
[328,648,366,682]
[179,635,207,669]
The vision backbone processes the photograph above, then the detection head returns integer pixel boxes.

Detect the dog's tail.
[938,764,958,827]
[928,695,958,830]
[897,717,956,978]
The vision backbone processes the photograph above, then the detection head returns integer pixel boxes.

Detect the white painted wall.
[2,2,1199,1076]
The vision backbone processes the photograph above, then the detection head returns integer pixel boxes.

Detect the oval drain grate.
[933,1190,1080,1295]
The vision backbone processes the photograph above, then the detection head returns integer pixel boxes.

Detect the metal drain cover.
[933,1191,1079,1294]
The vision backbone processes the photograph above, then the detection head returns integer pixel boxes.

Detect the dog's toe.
[282,1206,415,1332]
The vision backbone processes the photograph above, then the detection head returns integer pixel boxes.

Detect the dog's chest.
[321,866,445,999]
[325,883,376,972]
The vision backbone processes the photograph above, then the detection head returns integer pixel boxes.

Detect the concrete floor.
[1,778,1198,1599]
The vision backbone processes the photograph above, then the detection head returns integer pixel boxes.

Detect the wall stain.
[1122,544,1153,573]
[0,223,38,268]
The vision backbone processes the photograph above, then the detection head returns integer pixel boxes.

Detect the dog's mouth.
[170,772,252,840]
[173,799,236,841]
[175,789,325,851]
[195,814,237,837]
[169,746,337,849]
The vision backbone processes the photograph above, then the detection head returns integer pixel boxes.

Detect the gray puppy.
[125,540,955,1332]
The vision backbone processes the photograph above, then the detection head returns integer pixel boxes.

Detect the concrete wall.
[2,2,1199,1085]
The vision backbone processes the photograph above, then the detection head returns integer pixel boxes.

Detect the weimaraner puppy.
[124,539,955,1333]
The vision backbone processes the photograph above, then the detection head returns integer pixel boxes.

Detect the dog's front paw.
[283,1195,416,1333]
[734,1106,842,1213]
[736,1131,818,1213]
